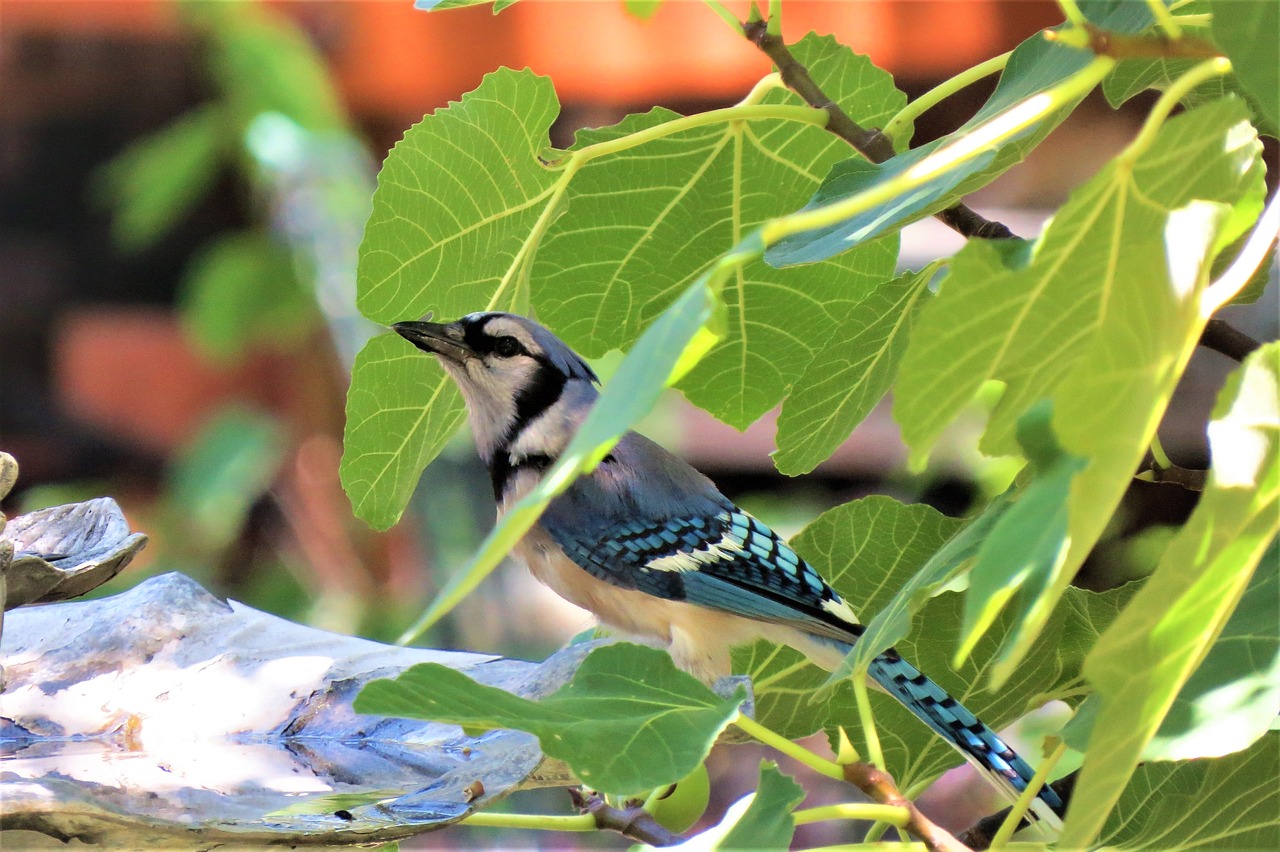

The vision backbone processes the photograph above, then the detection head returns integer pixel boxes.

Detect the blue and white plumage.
[395,312,1064,828]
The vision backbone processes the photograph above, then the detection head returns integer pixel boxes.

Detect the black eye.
[493,336,523,358]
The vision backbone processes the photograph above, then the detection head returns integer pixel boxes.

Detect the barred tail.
[867,651,1065,829]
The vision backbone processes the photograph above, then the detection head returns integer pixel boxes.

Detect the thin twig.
[842,762,972,852]
[742,18,1014,243]
[959,772,1077,850]
[569,788,680,847]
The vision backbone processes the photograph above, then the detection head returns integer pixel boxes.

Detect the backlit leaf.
[1060,343,1280,848]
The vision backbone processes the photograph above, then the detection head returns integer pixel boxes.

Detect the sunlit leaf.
[956,404,1086,666]
[1061,343,1280,848]
[356,643,745,795]
[535,34,903,428]
[1149,544,1280,761]
[764,3,1153,267]
[342,68,558,527]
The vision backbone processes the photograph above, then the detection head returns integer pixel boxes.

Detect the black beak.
[393,320,473,364]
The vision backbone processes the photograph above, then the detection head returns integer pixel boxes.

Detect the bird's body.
[395,311,1064,827]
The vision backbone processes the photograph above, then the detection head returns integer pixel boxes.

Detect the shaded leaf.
[717,762,805,850]
[1103,55,1273,137]
[357,643,746,795]
[1212,0,1279,134]
[840,490,1012,679]
[1098,732,1279,850]
[773,263,936,475]
[185,0,346,132]
[164,407,287,553]
[956,404,1086,665]
[1061,342,1280,848]
[853,581,1134,794]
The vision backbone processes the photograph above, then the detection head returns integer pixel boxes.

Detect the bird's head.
[394,312,599,464]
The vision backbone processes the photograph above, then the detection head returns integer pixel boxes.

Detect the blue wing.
[538,433,863,643]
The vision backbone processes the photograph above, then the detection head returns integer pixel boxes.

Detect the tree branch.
[742,18,1014,243]
[743,17,1268,364]
[959,772,1077,850]
[842,762,972,852]
[569,788,680,847]
[1200,318,1263,362]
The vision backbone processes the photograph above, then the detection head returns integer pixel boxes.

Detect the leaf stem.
[767,0,782,37]
[1149,434,1173,471]
[573,104,828,163]
[762,56,1113,245]
[990,739,1067,849]
[733,713,846,781]
[1144,0,1183,39]
[883,50,1013,147]
[737,72,787,107]
[460,810,596,832]
[1056,0,1088,28]
[1117,56,1231,167]
[793,802,911,827]
[853,675,886,771]
[700,0,745,36]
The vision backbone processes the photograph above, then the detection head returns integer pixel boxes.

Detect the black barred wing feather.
[543,507,864,643]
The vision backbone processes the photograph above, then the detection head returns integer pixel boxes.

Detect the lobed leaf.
[534,34,903,429]
[735,496,1133,791]
[342,68,559,527]
[355,642,745,795]
[764,2,1153,267]
[733,496,959,738]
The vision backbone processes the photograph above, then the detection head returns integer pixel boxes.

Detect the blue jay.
[394,312,1064,826]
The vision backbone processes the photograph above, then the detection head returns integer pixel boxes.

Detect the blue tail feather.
[866,652,1065,825]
